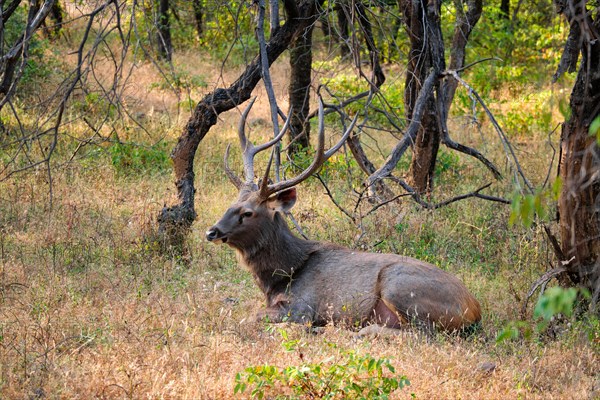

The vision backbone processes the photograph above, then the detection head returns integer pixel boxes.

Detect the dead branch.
[366,70,438,193]
[437,70,503,180]
[315,173,355,222]
[520,265,569,319]
[444,70,534,194]
[256,0,283,180]
[386,177,509,209]
[158,1,322,241]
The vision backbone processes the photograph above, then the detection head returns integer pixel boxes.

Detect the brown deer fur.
[206,187,481,332]
[206,98,481,333]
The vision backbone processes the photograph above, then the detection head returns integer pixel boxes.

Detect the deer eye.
[239,211,253,223]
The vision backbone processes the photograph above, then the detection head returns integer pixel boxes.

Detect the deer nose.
[206,227,221,242]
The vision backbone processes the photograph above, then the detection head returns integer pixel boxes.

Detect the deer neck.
[235,213,315,300]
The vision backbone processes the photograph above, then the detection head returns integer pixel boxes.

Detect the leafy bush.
[234,329,410,399]
[201,2,257,65]
[72,92,118,120]
[462,3,565,95]
[496,286,590,343]
[509,179,561,228]
[109,141,171,175]
[321,73,405,128]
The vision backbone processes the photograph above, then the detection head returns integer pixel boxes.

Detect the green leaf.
[521,194,535,228]
[551,178,562,200]
[534,287,578,321]
[590,116,600,145]
[509,193,522,226]
[496,325,520,343]
[559,97,571,119]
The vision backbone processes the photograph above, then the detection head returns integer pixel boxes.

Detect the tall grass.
[0,28,598,400]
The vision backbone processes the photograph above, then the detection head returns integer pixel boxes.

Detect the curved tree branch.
[158,0,322,243]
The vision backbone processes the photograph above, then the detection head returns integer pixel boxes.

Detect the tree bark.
[158,0,321,245]
[500,0,510,19]
[555,0,600,305]
[336,3,351,57]
[0,1,56,102]
[156,0,172,62]
[288,24,314,155]
[400,0,442,194]
[443,0,482,111]
[192,0,203,39]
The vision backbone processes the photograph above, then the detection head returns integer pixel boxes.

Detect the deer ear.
[268,187,297,212]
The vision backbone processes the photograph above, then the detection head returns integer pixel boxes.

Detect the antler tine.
[238,99,292,186]
[258,107,294,197]
[261,97,357,198]
[237,97,256,152]
[258,147,276,199]
[224,143,243,189]
[238,97,258,184]
[254,106,292,154]
[325,111,359,157]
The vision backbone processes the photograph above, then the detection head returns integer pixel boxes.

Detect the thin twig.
[520,265,569,319]
[256,0,282,181]
[315,174,355,222]
[444,70,534,194]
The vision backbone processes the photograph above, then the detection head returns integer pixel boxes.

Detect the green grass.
[0,20,597,400]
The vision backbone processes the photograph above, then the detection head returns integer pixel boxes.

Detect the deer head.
[206,97,358,249]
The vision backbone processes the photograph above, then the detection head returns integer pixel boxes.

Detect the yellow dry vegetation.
[0,29,598,400]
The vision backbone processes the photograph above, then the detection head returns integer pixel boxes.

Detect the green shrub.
[496,287,590,343]
[321,73,405,128]
[109,140,171,175]
[235,329,410,399]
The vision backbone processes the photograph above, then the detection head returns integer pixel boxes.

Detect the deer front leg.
[256,294,315,325]
[255,293,291,323]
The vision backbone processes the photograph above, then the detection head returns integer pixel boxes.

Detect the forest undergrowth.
[0,18,599,400]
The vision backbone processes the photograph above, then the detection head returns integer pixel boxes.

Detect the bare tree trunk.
[49,0,64,36]
[0,1,56,102]
[319,12,330,37]
[443,0,482,111]
[500,0,509,19]
[269,0,279,36]
[555,0,600,306]
[158,0,321,245]
[156,0,172,61]
[400,0,441,194]
[288,24,314,155]
[354,1,385,86]
[38,0,63,37]
[336,3,350,57]
[192,0,203,39]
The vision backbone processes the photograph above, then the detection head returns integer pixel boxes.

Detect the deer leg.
[373,298,407,328]
[257,295,316,325]
[255,306,288,323]
[356,324,411,338]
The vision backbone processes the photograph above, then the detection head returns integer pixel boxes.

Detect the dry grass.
[1,34,599,400]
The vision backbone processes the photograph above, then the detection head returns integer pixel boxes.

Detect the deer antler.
[259,97,359,199]
[224,97,290,189]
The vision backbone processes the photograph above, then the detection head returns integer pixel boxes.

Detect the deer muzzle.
[206,227,227,244]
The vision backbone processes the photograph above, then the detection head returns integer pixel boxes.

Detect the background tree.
[288,24,314,154]
[0,1,57,104]
[192,0,203,39]
[553,0,600,307]
[156,0,173,61]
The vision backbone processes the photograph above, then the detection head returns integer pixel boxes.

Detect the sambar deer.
[206,98,481,333]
